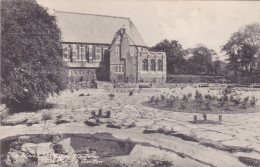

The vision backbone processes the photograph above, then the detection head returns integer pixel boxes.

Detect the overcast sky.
[37,0,260,59]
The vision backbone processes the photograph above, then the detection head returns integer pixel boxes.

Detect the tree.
[222,23,260,77]
[151,39,188,74]
[187,44,217,75]
[1,0,68,112]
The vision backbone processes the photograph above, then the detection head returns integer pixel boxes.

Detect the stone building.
[55,10,166,83]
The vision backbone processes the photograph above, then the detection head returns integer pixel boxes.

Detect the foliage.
[195,90,203,105]
[1,0,68,112]
[151,39,188,74]
[222,24,260,77]
[187,44,217,75]
[241,96,249,109]
[250,96,256,106]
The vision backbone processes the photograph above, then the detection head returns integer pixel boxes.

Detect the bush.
[250,96,256,106]
[1,0,68,112]
[149,96,155,103]
[242,96,249,109]
[195,90,203,105]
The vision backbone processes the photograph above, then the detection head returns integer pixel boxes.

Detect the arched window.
[151,59,156,71]
[158,59,163,71]
[142,59,148,71]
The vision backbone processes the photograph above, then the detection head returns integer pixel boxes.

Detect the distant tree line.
[151,23,260,78]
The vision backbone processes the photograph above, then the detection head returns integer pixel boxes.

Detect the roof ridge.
[54,10,130,20]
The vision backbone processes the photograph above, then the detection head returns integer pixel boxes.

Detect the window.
[142,59,148,71]
[158,59,163,71]
[151,59,156,71]
[62,45,70,60]
[95,46,101,61]
[80,45,86,61]
[116,46,119,55]
[76,45,80,60]
[115,65,124,73]
[102,47,108,61]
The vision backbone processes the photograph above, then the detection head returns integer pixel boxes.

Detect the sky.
[37,0,260,60]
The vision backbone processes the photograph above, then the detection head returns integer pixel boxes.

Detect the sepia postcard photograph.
[1,0,260,166]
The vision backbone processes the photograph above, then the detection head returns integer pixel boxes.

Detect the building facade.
[55,11,166,83]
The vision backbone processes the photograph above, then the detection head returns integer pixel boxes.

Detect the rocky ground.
[1,84,260,167]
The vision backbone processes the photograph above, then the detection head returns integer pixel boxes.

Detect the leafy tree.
[1,0,68,112]
[222,23,260,77]
[151,39,188,74]
[187,44,217,75]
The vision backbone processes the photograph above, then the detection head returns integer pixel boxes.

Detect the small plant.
[70,88,74,93]
[180,102,187,110]
[241,96,249,109]
[98,109,102,117]
[203,113,207,120]
[182,95,189,102]
[187,93,192,99]
[53,143,65,154]
[105,111,111,118]
[160,94,165,101]
[108,93,115,100]
[204,101,211,110]
[218,112,222,122]
[149,96,155,103]
[194,115,197,123]
[154,96,160,105]
[129,90,134,96]
[91,110,96,117]
[195,90,203,105]
[250,96,256,106]
[95,118,100,124]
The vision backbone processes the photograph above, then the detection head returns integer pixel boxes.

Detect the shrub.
[98,109,102,117]
[91,110,96,117]
[129,90,134,96]
[105,111,111,118]
[182,95,189,102]
[204,101,211,110]
[203,113,207,120]
[166,97,175,106]
[108,93,115,100]
[194,115,198,123]
[154,96,160,105]
[195,90,203,105]
[180,102,187,110]
[42,113,52,121]
[250,96,256,106]
[160,95,166,101]
[149,96,155,103]
[241,96,249,109]
[1,0,68,112]
[187,93,192,99]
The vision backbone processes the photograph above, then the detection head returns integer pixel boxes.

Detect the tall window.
[116,46,119,55]
[102,47,108,61]
[142,59,148,71]
[62,45,70,60]
[95,46,101,61]
[76,45,80,60]
[158,59,163,71]
[151,59,156,71]
[80,45,86,61]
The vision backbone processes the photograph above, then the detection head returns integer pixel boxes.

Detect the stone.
[58,138,74,154]
[5,150,30,166]
[21,143,38,155]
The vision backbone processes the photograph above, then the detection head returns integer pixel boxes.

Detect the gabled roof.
[55,10,147,47]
